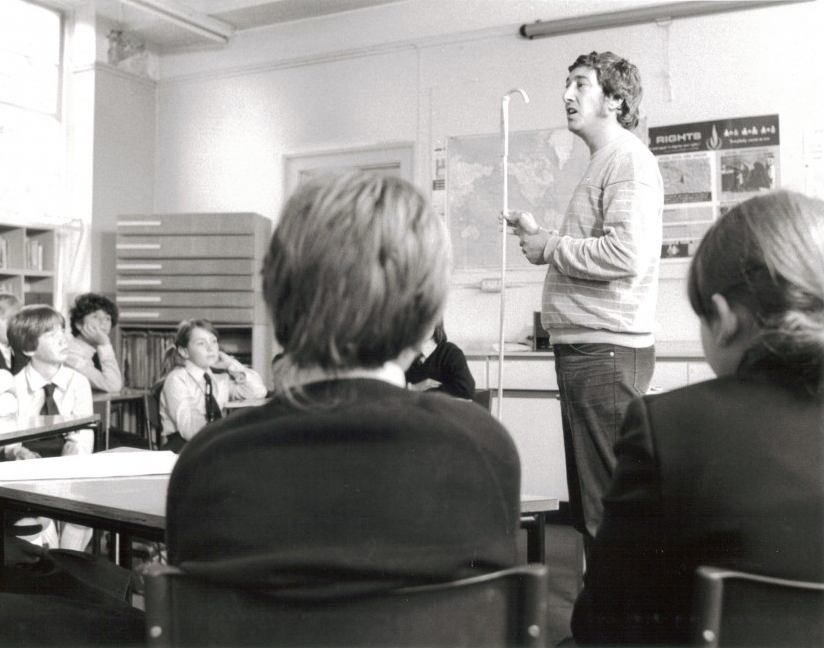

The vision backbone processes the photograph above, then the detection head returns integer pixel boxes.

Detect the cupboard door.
[492,391,568,501]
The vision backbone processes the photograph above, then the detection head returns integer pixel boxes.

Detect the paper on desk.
[0,450,178,481]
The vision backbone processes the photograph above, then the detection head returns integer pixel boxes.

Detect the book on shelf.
[0,237,7,269]
[25,239,43,271]
[120,329,177,389]
[25,292,53,305]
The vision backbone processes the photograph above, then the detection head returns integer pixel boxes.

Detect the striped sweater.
[541,129,663,346]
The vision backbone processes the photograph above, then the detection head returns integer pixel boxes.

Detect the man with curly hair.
[508,52,664,562]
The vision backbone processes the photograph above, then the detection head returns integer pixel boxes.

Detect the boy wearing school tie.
[6,305,95,551]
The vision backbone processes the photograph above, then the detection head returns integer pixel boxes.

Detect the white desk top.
[0,414,100,445]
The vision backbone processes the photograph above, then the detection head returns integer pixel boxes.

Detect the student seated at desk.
[572,190,824,645]
[5,305,95,552]
[64,293,123,393]
[166,172,521,595]
[159,319,267,452]
[405,322,475,399]
[66,293,150,449]
[0,294,25,375]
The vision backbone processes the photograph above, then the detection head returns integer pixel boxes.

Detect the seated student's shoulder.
[62,363,92,389]
[407,387,517,455]
[63,334,86,360]
[162,365,191,389]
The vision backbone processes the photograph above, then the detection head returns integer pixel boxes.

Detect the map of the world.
[447,127,590,271]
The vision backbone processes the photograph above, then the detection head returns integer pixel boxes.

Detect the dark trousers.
[0,550,145,645]
[553,343,655,559]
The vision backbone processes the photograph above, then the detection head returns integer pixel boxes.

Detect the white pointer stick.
[497,88,529,420]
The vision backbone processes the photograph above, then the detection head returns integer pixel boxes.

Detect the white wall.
[91,65,156,296]
[146,0,824,349]
[154,48,418,216]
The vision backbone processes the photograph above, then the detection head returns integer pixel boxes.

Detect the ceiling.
[90,0,691,52]
[92,0,418,50]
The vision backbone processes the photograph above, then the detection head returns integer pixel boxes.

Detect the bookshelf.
[0,223,56,306]
[115,213,273,389]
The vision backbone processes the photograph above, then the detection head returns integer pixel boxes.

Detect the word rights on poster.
[649,114,779,260]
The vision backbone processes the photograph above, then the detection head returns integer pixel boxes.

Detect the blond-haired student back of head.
[165,172,521,594]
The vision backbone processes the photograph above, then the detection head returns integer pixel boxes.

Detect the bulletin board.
[649,113,780,261]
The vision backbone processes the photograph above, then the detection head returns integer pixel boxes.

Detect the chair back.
[145,379,165,450]
[692,565,824,647]
[145,562,548,647]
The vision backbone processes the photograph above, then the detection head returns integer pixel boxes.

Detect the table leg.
[0,510,6,567]
[104,403,111,450]
[522,512,547,564]
[91,418,105,453]
[118,533,134,569]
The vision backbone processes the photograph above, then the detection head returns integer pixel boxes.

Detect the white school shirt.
[5,363,95,459]
[0,368,15,416]
[159,360,268,442]
[65,335,124,393]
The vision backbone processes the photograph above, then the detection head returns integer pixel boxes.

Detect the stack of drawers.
[115,213,272,380]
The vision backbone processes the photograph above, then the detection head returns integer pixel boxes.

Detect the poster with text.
[649,114,780,260]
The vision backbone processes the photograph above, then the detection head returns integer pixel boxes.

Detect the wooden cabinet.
[492,390,568,501]
[467,352,567,501]
[0,223,56,305]
[115,213,273,387]
[467,349,713,504]
[650,358,714,393]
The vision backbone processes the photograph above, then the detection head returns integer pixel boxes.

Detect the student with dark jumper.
[166,172,522,594]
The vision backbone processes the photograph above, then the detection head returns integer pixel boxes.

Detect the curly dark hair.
[69,293,119,337]
[568,51,643,130]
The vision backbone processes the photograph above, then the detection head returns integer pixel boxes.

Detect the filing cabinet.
[115,213,273,386]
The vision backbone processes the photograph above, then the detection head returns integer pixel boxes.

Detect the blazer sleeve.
[572,395,686,645]
[434,344,475,400]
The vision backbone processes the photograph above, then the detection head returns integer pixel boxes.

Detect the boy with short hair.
[6,304,94,459]
[6,305,94,550]
[0,293,24,374]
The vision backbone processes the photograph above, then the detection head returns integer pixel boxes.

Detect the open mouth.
[566,107,577,116]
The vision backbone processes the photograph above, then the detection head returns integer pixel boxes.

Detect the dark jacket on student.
[166,378,519,596]
[405,341,475,400]
[572,363,824,645]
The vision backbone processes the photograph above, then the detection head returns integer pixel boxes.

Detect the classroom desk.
[0,474,166,568]
[93,389,151,449]
[521,494,558,564]
[0,472,558,567]
[0,414,103,453]
[223,397,270,412]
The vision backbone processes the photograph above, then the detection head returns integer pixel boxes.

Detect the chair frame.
[693,565,824,647]
[144,379,165,451]
[145,562,548,647]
